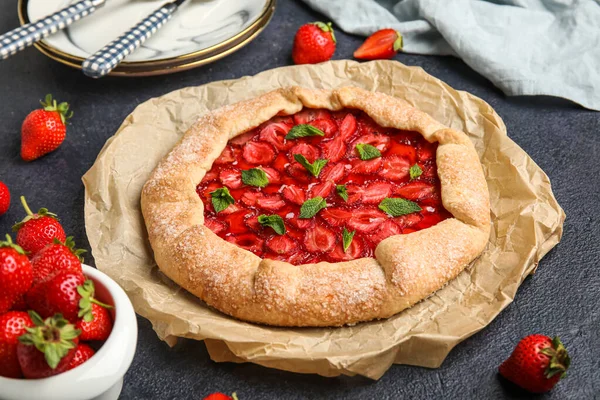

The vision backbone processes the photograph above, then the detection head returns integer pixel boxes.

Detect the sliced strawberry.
[320,162,348,182]
[345,184,363,204]
[272,153,289,172]
[347,209,387,233]
[204,218,227,235]
[367,220,401,244]
[394,182,435,201]
[339,113,358,141]
[230,130,257,146]
[214,146,239,165]
[309,181,335,199]
[259,121,293,150]
[289,143,320,163]
[266,236,297,255]
[379,155,411,181]
[219,169,242,189]
[257,195,286,211]
[226,233,264,253]
[241,191,263,207]
[304,225,336,253]
[351,158,383,174]
[224,211,250,234]
[418,141,437,162]
[261,166,281,184]
[322,138,346,163]
[310,119,337,137]
[216,203,243,215]
[320,208,352,226]
[362,182,392,204]
[272,251,306,265]
[388,142,417,164]
[288,214,313,229]
[395,213,423,228]
[351,133,390,153]
[286,164,311,182]
[242,141,276,165]
[293,108,331,125]
[245,213,261,231]
[329,237,364,261]
[201,170,219,183]
[357,117,388,136]
[282,185,306,205]
[415,212,445,230]
[354,29,402,60]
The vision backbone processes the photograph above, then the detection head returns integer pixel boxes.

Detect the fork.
[0,0,107,60]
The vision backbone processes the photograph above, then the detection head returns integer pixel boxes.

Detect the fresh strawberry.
[292,22,336,65]
[26,270,86,322]
[21,94,73,162]
[0,311,34,378]
[338,113,358,141]
[256,195,286,211]
[394,182,435,201]
[10,295,28,311]
[320,208,352,227]
[76,303,113,341]
[266,236,297,255]
[309,181,335,199]
[242,141,275,165]
[13,196,66,255]
[0,235,33,314]
[347,209,387,233]
[203,393,238,400]
[67,343,95,371]
[367,220,401,244]
[17,311,80,379]
[30,236,85,285]
[289,143,320,163]
[320,162,347,183]
[282,185,306,205]
[304,225,336,252]
[499,335,570,393]
[0,181,10,216]
[225,233,264,254]
[351,158,383,174]
[322,138,346,162]
[214,146,238,165]
[379,155,411,181]
[219,169,243,189]
[354,29,403,60]
[204,218,227,235]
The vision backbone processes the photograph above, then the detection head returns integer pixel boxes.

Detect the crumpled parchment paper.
[82,60,565,379]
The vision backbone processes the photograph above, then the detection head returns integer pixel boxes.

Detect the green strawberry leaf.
[241,168,269,187]
[299,197,328,219]
[313,22,336,43]
[285,124,325,140]
[210,187,235,213]
[393,31,403,51]
[77,280,113,322]
[409,164,423,180]
[294,154,328,177]
[342,228,355,253]
[378,198,421,217]
[356,143,381,160]
[258,214,286,235]
[336,184,348,202]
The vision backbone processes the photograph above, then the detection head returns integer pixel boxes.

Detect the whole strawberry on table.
[0,199,114,379]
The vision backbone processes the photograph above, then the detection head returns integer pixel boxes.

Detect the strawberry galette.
[141,87,490,327]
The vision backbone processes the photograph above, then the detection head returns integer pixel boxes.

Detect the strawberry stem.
[20,196,33,217]
[0,234,27,254]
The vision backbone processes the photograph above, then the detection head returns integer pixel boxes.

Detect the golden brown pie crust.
[141,87,491,327]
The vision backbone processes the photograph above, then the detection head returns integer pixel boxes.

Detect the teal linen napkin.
[301,0,600,111]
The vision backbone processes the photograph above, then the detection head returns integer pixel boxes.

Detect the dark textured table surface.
[1,1,599,399]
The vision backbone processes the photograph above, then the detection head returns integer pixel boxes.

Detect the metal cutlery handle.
[82,2,179,78]
[0,0,106,60]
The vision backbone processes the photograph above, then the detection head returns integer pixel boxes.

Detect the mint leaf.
[356,143,382,160]
[342,228,355,253]
[378,198,421,217]
[285,124,325,140]
[336,184,348,202]
[299,197,328,219]
[409,164,422,180]
[210,187,235,213]
[242,168,269,187]
[294,154,328,177]
[258,214,286,235]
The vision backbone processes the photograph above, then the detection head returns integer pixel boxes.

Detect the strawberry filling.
[197,109,451,265]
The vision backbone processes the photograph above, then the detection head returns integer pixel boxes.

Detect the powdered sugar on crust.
[140,86,491,327]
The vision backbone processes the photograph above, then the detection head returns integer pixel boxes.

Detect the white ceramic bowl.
[0,265,138,400]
